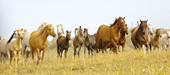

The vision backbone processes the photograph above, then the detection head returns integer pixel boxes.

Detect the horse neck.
[39,29,48,42]
[85,35,90,41]
[120,32,126,39]
[15,37,22,45]
[111,21,121,34]
[155,35,160,42]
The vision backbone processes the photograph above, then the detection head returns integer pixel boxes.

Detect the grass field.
[0,43,170,75]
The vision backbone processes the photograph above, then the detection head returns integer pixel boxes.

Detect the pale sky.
[0,0,170,41]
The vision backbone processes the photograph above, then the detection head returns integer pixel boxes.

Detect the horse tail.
[7,32,15,43]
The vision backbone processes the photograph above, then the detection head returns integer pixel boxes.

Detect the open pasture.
[0,41,170,75]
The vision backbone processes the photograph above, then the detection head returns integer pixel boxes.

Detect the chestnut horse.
[73,28,84,57]
[57,30,71,58]
[7,30,23,65]
[149,29,161,50]
[118,24,128,52]
[95,17,126,54]
[29,24,56,65]
[131,20,149,50]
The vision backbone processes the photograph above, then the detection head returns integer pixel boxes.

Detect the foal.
[149,29,162,50]
[57,31,71,58]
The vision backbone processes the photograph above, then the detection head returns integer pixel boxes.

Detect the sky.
[0,0,170,41]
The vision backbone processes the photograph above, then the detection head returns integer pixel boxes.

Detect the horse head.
[16,29,23,40]
[83,28,88,38]
[74,28,79,37]
[156,29,162,37]
[118,17,126,32]
[46,24,56,37]
[57,24,64,36]
[66,30,71,40]
[139,20,148,35]
[147,24,154,35]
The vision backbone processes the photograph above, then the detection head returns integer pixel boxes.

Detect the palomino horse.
[160,30,170,49]
[0,38,9,61]
[29,24,56,65]
[83,28,96,56]
[52,24,66,47]
[7,29,23,65]
[95,17,126,54]
[149,29,162,50]
[57,30,71,58]
[73,28,84,57]
[22,22,47,60]
[118,24,128,52]
[131,20,149,50]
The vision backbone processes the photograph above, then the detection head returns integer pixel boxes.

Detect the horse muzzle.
[126,33,128,35]
[52,34,56,37]
[143,32,145,35]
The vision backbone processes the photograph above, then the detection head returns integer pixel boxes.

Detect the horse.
[94,17,126,54]
[7,29,23,65]
[73,28,84,57]
[160,30,170,50]
[149,29,162,50]
[83,28,96,56]
[131,20,149,50]
[0,38,9,61]
[29,24,56,65]
[21,22,47,60]
[118,24,128,52]
[52,24,65,47]
[57,30,71,58]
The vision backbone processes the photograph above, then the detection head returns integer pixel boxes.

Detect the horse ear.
[146,19,148,22]
[140,20,142,22]
[125,24,127,26]
[123,16,126,19]
[115,18,118,20]
[70,31,71,33]
[66,30,68,33]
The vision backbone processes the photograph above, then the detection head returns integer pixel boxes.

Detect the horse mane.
[38,25,47,36]
[110,17,122,26]
[7,31,15,43]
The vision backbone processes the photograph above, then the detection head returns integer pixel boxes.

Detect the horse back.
[96,25,111,42]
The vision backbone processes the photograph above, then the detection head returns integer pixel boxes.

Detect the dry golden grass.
[0,45,170,75]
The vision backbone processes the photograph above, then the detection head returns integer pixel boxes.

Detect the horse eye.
[49,29,51,30]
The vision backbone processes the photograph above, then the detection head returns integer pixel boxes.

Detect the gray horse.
[73,28,84,57]
[83,28,96,56]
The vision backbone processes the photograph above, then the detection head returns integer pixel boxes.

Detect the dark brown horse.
[57,30,71,58]
[131,20,149,50]
[95,17,126,54]
[118,24,128,52]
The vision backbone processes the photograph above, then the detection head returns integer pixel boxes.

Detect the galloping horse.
[83,28,96,56]
[95,17,126,54]
[149,29,162,50]
[29,24,56,65]
[118,24,128,52]
[57,30,71,58]
[73,28,84,57]
[7,29,23,65]
[52,24,65,47]
[131,20,149,50]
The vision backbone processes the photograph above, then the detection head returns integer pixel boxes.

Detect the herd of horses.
[0,16,170,65]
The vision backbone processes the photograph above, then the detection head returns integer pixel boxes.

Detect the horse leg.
[122,44,125,52]
[84,45,86,56]
[74,47,77,57]
[65,49,68,58]
[88,47,90,56]
[145,44,148,51]
[9,51,13,64]
[103,42,111,53]
[117,44,120,52]
[90,47,94,56]
[111,39,118,54]
[57,46,60,57]
[31,49,35,63]
[41,49,46,61]
[78,46,82,57]
[36,49,40,65]
[17,51,21,64]
[13,51,17,66]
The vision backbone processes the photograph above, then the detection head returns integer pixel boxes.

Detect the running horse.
[131,20,149,50]
[29,24,56,65]
[95,17,126,54]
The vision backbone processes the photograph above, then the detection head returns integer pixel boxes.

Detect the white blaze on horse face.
[57,25,63,34]
[75,29,79,37]
[147,24,154,35]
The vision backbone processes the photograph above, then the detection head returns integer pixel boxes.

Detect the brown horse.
[95,17,126,54]
[29,24,56,65]
[118,24,128,52]
[131,20,149,50]
[149,29,162,50]
[57,30,71,58]
[73,28,84,57]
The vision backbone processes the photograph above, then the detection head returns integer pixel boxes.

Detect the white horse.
[7,29,23,65]
[52,24,66,47]
[160,30,170,49]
